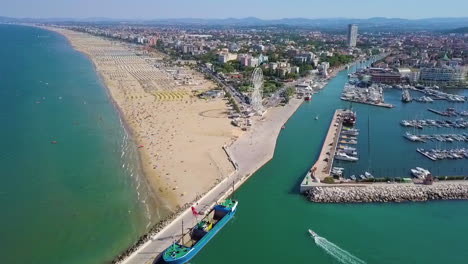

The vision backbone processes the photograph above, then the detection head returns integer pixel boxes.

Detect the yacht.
[364,172,374,179]
[404,132,425,142]
[308,229,318,238]
[401,89,412,103]
[339,145,357,152]
[335,152,358,161]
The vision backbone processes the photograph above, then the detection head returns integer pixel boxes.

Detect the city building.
[347,24,358,47]
[370,72,402,84]
[218,52,238,64]
[258,54,269,64]
[320,62,330,77]
[420,66,467,85]
[248,57,259,67]
[238,54,250,67]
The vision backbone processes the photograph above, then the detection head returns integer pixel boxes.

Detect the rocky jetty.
[307,183,468,203]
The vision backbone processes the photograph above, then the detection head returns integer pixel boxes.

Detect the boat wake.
[313,235,366,264]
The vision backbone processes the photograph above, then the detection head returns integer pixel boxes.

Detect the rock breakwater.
[307,183,468,203]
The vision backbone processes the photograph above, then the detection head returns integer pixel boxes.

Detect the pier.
[116,99,303,264]
[306,181,468,203]
[300,109,344,193]
[340,98,394,108]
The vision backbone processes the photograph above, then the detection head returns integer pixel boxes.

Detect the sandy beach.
[40,26,305,263]
[47,27,242,209]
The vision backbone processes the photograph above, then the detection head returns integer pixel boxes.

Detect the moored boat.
[402,89,412,103]
[162,199,238,264]
[335,151,358,161]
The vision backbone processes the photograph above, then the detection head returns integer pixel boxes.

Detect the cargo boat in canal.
[162,199,238,264]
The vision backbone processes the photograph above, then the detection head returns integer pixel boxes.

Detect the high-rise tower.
[347,24,358,47]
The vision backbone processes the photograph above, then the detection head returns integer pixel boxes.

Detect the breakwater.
[307,183,468,203]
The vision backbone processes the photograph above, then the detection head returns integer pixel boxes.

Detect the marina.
[300,109,358,192]
[340,83,394,108]
[417,148,468,161]
[188,52,468,264]
[410,87,467,102]
[400,119,468,129]
[403,132,468,143]
[300,109,344,192]
[428,107,468,117]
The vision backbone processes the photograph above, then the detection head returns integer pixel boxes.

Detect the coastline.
[36,25,306,263]
[39,25,174,219]
[43,26,243,212]
[36,25,305,263]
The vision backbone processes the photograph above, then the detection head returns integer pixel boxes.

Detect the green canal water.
[193,62,468,263]
[0,25,161,264]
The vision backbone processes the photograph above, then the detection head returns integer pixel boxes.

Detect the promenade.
[300,109,344,193]
[120,99,303,264]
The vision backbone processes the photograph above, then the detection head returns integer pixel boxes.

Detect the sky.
[2,0,468,19]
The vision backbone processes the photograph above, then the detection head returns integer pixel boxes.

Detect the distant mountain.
[447,27,468,33]
[1,16,468,31]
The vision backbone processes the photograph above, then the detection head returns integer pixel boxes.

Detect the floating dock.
[300,109,344,193]
[340,98,394,108]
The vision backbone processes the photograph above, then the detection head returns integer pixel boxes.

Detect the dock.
[300,109,344,193]
[340,98,394,108]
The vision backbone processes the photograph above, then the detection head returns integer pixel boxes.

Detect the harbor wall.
[306,182,468,203]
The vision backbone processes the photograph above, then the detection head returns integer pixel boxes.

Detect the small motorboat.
[315,115,319,120]
[364,172,374,179]
[308,229,318,238]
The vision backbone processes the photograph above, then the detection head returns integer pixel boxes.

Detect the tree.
[299,64,313,77]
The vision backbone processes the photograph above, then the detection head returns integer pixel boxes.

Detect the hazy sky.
[2,0,468,19]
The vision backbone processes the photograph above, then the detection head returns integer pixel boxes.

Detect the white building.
[248,57,259,67]
[320,62,330,77]
[347,24,358,47]
[420,66,467,85]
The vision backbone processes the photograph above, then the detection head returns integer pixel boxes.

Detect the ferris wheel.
[250,67,264,114]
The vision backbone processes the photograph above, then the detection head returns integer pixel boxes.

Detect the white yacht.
[335,152,359,161]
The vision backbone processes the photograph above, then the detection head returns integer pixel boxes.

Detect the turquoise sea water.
[0,25,157,264]
[193,62,468,263]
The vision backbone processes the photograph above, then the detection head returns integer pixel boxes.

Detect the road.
[199,65,307,110]
[198,65,247,106]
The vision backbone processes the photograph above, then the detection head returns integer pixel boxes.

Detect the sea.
[0,24,160,263]
[192,61,468,263]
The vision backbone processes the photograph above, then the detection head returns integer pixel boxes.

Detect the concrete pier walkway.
[300,109,344,193]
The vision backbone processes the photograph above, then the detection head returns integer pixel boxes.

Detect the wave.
[312,234,366,264]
